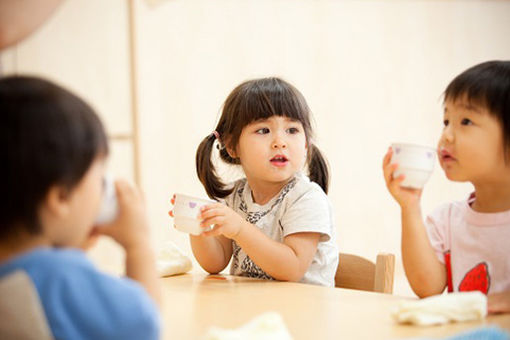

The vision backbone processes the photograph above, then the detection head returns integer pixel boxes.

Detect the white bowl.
[391,143,435,189]
[173,193,215,235]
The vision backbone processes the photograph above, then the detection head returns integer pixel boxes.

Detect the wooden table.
[160,274,510,339]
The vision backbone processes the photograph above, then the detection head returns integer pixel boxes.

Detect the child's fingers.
[113,180,130,210]
[168,210,174,217]
[199,204,224,219]
[170,194,175,205]
[383,162,398,185]
[200,215,223,229]
[388,173,406,192]
[200,202,223,212]
[115,179,138,206]
[382,147,393,167]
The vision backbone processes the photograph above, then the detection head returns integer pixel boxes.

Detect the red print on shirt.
[444,252,490,294]
[444,251,454,292]
[459,262,490,294]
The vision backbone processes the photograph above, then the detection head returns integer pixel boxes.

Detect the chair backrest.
[0,270,54,340]
[335,252,395,294]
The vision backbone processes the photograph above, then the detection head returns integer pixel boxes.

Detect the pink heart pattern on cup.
[189,202,197,209]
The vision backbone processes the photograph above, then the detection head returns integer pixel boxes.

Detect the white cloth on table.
[156,242,192,277]
[392,291,487,326]
[204,312,293,340]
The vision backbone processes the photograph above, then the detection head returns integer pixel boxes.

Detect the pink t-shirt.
[425,193,510,294]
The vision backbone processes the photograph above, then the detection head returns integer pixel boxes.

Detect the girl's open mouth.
[270,155,288,166]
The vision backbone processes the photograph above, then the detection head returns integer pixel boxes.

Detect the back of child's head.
[196,77,329,200]
[0,75,108,238]
[444,60,510,152]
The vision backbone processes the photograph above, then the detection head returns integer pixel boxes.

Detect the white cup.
[173,193,215,235]
[95,175,118,225]
[391,143,436,189]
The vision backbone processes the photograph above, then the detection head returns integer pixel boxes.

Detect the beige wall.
[3,0,510,295]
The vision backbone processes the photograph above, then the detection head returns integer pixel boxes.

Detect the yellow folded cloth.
[156,242,192,277]
[204,312,293,340]
[392,291,487,326]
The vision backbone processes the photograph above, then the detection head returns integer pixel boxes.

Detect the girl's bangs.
[238,85,306,124]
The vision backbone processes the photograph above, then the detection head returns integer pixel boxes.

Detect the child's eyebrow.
[444,103,482,114]
[460,103,482,113]
[252,118,269,124]
[283,117,300,123]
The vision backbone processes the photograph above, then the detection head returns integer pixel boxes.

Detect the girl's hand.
[382,147,423,209]
[96,180,150,250]
[199,203,246,239]
[488,291,510,314]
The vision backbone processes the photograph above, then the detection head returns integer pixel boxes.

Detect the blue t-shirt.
[0,247,160,340]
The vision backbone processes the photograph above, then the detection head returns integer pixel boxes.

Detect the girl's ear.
[224,138,237,158]
[43,185,72,219]
[226,146,237,159]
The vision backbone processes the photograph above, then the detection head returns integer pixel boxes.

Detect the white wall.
[3,0,510,295]
[134,0,510,296]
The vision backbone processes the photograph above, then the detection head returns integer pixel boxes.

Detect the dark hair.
[444,60,510,154]
[196,77,329,200]
[0,76,108,237]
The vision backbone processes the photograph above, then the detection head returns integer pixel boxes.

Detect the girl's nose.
[443,125,455,142]
[272,136,287,149]
[441,125,454,144]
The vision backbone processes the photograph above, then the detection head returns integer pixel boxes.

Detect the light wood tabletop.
[160,274,510,340]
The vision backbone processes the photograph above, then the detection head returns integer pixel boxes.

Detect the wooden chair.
[0,270,54,340]
[335,252,395,294]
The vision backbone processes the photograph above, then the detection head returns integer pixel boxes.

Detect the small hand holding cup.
[170,193,216,235]
[198,203,245,239]
[97,179,150,249]
[383,143,435,208]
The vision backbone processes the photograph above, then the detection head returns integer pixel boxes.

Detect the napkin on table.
[392,291,487,326]
[203,312,293,340]
[156,242,192,277]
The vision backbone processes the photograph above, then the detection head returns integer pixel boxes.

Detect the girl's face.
[438,98,510,184]
[47,157,105,247]
[231,115,307,190]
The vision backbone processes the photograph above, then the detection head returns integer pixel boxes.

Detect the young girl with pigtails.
[187,77,338,286]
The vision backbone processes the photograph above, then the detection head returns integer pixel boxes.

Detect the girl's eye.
[287,127,300,134]
[461,118,473,125]
[256,128,270,134]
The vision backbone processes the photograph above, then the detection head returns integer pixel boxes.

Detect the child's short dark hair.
[444,60,510,152]
[1,76,108,237]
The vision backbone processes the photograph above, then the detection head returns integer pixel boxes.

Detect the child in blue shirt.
[0,76,161,339]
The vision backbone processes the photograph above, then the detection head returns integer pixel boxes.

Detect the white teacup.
[173,193,215,235]
[95,175,118,225]
[391,143,436,189]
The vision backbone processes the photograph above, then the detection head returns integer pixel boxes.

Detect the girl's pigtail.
[196,134,231,200]
[308,144,330,194]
